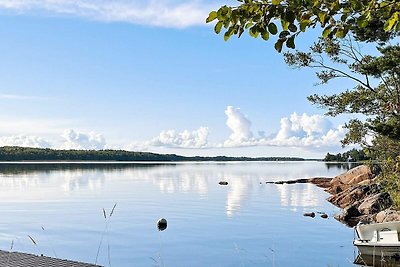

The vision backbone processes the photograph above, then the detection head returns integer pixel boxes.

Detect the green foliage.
[366,135,400,160]
[285,38,400,149]
[323,148,371,162]
[206,0,400,52]
[379,156,400,210]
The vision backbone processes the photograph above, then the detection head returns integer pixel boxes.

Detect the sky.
[0,0,361,158]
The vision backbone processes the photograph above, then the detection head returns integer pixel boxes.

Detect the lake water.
[0,161,361,266]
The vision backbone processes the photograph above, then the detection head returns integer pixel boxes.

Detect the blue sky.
[0,0,358,158]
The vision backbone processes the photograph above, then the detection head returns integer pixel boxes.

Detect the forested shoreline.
[0,146,307,162]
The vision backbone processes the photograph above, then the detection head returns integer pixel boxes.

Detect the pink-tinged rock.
[375,209,400,223]
[330,165,373,186]
[358,192,392,215]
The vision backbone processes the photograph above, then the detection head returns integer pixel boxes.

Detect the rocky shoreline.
[269,165,400,226]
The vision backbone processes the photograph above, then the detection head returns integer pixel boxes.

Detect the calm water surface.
[0,162,360,266]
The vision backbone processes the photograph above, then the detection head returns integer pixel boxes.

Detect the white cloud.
[0,0,216,28]
[154,127,209,147]
[275,112,332,140]
[141,126,209,149]
[221,107,345,149]
[0,129,109,150]
[128,107,345,152]
[224,106,253,147]
[60,129,106,150]
[270,112,343,148]
[0,135,51,148]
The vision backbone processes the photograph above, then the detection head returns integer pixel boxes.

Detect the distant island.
[323,148,371,162]
[0,146,311,162]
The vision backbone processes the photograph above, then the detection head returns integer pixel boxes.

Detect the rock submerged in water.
[271,177,332,186]
[321,214,328,219]
[303,212,315,218]
[157,218,167,231]
[219,181,228,185]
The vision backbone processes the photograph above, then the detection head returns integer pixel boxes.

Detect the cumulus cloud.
[270,112,343,147]
[276,112,332,140]
[221,107,345,149]
[152,126,209,148]
[0,135,51,148]
[60,129,106,150]
[127,107,345,152]
[0,0,215,28]
[126,126,210,150]
[0,129,108,150]
[224,106,253,147]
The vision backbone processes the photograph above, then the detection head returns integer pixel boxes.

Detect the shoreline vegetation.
[0,146,315,162]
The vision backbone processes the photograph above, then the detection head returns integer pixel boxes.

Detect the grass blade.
[109,203,117,218]
[27,235,37,246]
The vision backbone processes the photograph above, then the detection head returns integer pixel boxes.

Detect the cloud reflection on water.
[275,183,324,212]
[0,162,340,216]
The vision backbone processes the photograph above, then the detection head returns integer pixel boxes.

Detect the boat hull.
[355,242,400,257]
[354,253,400,267]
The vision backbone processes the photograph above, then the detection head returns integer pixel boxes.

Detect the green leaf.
[396,21,400,32]
[318,12,326,24]
[286,35,295,49]
[238,27,245,37]
[281,20,289,31]
[214,21,223,34]
[279,30,290,38]
[272,0,280,5]
[384,12,399,32]
[274,39,284,53]
[223,19,230,28]
[300,19,310,32]
[224,28,234,41]
[268,23,278,35]
[285,11,296,23]
[249,26,259,38]
[206,11,218,23]
[322,26,331,38]
[330,0,339,12]
[261,31,270,41]
[335,27,348,38]
[288,24,298,32]
[357,15,368,28]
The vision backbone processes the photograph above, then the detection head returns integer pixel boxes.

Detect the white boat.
[354,221,400,257]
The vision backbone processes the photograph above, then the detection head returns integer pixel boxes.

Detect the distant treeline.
[0,146,306,162]
[323,148,371,162]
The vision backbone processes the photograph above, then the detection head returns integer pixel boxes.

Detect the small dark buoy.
[321,214,328,219]
[303,212,315,218]
[219,181,228,185]
[157,218,167,231]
